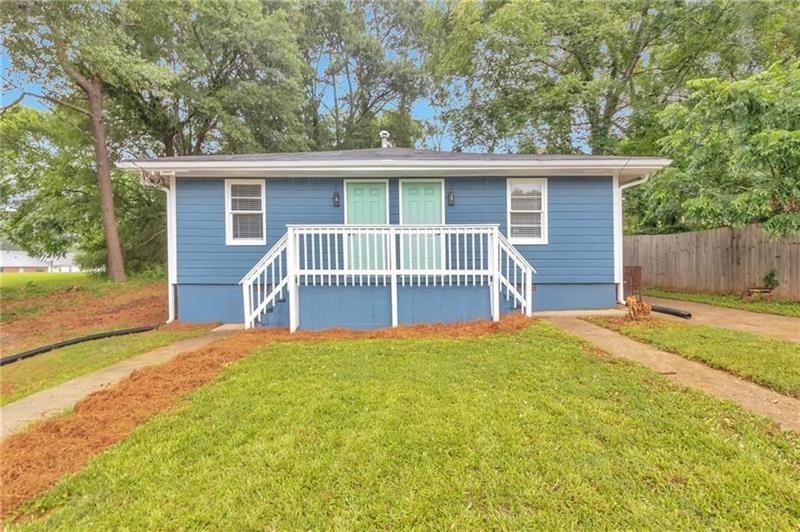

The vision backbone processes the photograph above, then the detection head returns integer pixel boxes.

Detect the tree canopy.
[426,0,796,154]
[626,61,800,237]
[1,0,798,276]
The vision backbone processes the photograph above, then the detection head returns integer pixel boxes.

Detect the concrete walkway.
[0,326,238,439]
[548,316,800,433]
[646,296,799,342]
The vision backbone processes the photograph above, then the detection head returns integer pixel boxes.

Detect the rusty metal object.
[623,265,642,300]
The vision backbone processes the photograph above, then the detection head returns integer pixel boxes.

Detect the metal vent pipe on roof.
[379,130,393,148]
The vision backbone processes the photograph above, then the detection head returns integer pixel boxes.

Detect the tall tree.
[0,106,166,271]
[625,62,800,237]
[108,0,307,158]
[427,0,797,154]
[299,0,427,149]
[1,0,170,281]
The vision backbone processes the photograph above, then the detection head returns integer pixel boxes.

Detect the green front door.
[345,181,387,269]
[401,181,443,269]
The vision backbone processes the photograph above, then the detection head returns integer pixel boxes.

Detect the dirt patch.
[0,282,166,356]
[587,316,671,332]
[245,312,533,342]
[0,315,532,520]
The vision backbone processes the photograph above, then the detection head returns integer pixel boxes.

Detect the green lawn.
[643,288,800,318]
[0,326,210,406]
[592,318,800,398]
[15,323,800,529]
[0,272,98,299]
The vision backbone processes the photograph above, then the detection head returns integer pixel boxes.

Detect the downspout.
[614,169,653,304]
[135,168,177,322]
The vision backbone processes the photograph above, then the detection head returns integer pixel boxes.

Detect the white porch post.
[287,227,299,333]
[389,227,398,327]
[242,282,251,328]
[490,227,500,321]
[525,269,533,317]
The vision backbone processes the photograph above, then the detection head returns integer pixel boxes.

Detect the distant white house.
[0,250,82,273]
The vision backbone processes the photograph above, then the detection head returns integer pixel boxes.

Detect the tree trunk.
[164,134,175,157]
[86,77,127,282]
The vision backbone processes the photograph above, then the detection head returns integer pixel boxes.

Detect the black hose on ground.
[651,305,692,319]
[0,324,164,367]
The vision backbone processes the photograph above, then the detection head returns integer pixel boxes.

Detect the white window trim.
[507,177,548,245]
[225,178,266,246]
[398,178,445,225]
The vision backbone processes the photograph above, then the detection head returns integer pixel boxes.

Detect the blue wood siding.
[176,178,343,284]
[445,176,614,284]
[175,175,615,323]
[175,282,614,326]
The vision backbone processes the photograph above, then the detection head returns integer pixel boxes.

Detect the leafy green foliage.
[426,0,796,154]
[627,62,800,237]
[763,270,781,291]
[0,107,166,272]
[299,0,427,149]
[108,0,307,156]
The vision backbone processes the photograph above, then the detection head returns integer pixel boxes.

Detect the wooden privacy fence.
[624,224,800,300]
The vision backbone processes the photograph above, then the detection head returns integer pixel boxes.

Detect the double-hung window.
[507,178,547,245]
[225,179,266,245]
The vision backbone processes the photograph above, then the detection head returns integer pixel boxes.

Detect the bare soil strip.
[0,315,531,519]
[1,283,167,356]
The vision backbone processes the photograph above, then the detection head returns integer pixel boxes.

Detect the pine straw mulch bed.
[1,282,167,356]
[1,314,533,521]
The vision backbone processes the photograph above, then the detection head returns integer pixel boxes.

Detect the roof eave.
[117,158,671,182]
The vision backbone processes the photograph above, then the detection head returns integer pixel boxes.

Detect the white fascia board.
[118,158,671,181]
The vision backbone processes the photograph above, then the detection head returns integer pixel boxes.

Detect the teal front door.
[345,181,388,269]
[400,180,444,269]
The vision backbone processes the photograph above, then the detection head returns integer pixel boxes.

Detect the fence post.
[287,227,299,333]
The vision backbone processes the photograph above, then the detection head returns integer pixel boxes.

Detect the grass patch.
[0,326,211,406]
[0,272,99,301]
[14,323,800,529]
[643,288,800,318]
[592,317,800,398]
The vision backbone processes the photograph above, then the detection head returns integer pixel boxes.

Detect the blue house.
[119,142,669,332]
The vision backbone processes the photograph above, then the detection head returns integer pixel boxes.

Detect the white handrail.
[240,233,288,283]
[240,234,289,328]
[239,224,536,329]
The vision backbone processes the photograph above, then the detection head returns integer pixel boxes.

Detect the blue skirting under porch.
[176,282,617,329]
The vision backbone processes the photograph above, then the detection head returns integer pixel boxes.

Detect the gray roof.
[0,250,50,268]
[124,147,657,164]
[0,250,78,268]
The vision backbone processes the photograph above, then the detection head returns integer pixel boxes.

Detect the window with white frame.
[225,179,266,245]
[507,178,547,244]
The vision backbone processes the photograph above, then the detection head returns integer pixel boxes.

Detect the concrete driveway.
[644,296,799,342]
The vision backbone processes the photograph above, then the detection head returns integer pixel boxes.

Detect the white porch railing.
[239,224,536,331]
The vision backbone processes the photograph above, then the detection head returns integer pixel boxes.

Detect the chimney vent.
[379,130,393,149]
